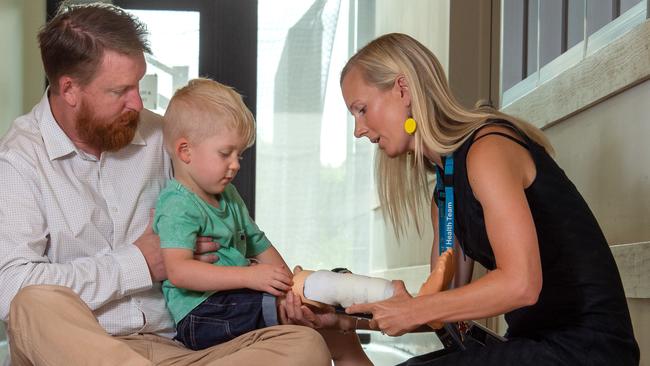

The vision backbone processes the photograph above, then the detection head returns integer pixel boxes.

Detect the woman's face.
[341,66,413,157]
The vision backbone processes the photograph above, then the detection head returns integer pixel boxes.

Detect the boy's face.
[185,128,248,200]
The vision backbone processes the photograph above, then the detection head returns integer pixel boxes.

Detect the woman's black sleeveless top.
[442,121,639,362]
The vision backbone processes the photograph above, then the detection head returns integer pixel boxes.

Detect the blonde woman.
[333,33,638,365]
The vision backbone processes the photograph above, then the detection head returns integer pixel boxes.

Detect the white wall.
[545,81,650,246]
[0,0,44,360]
[544,80,650,365]
[0,0,46,136]
[374,0,449,72]
[0,0,25,135]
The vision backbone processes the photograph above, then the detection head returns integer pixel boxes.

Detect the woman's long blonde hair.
[341,33,553,238]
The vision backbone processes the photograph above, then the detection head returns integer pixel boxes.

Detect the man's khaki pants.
[7,285,331,365]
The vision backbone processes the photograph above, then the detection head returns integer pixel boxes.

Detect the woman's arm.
[349,132,542,335]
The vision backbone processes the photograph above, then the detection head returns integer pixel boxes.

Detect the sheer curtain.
[256,0,375,273]
[256,3,445,363]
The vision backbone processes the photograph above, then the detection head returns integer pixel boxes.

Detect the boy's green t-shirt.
[153,179,271,324]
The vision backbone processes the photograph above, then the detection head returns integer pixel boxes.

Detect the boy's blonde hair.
[163,78,255,154]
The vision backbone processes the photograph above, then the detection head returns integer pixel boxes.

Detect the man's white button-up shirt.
[0,93,174,336]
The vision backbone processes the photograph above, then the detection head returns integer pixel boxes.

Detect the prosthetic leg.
[291,248,456,330]
[291,269,394,309]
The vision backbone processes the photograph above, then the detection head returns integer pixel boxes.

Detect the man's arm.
[0,159,152,321]
[134,210,166,282]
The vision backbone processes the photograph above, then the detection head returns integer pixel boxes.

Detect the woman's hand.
[345,280,420,336]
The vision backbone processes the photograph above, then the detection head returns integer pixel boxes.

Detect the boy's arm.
[163,248,293,296]
[163,248,253,291]
[253,245,292,277]
[155,195,254,292]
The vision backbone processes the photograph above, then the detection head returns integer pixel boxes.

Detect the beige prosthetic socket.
[417,249,455,329]
[292,270,394,308]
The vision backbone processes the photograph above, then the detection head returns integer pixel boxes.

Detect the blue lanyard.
[435,155,454,255]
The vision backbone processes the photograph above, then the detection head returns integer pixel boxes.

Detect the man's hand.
[278,291,341,329]
[134,210,166,282]
[135,210,221,282]
[194,237,220,263]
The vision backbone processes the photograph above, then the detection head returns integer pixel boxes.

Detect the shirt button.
[111,207,118,213]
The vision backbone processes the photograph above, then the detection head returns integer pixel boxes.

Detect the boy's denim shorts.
[175,289,278,350]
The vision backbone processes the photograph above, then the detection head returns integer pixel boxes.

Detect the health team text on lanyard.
[435,154,454,256]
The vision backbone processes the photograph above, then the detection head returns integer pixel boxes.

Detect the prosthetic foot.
[417,249,455,329]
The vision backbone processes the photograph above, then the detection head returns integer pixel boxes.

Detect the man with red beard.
[0,3,329,366]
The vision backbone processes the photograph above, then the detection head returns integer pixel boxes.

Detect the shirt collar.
[38,92,76,161]
[37,90,146,161]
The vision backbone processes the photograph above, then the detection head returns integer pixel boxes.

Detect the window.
[255,2,443,361]
[501,0,647,107]
[116,0,258,211]
[255,0,376,273]
[127,9,199,115]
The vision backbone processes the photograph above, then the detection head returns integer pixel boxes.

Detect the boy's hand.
[246,263,293,296]
[194,236,220,263]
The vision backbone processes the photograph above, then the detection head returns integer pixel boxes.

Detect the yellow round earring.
[404,117,417,135]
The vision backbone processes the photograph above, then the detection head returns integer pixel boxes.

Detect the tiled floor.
[364,343,413,365]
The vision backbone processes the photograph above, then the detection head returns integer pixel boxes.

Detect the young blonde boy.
[154,78,293,350]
